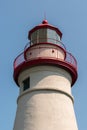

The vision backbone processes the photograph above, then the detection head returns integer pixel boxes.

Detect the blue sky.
[0,0,87,130]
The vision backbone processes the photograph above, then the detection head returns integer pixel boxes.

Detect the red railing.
[65,52,77,69]
[24,39,66,51]
[14,52,24,68]
[14,49,77,71]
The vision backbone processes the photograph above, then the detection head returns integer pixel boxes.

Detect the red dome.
[42,19,48,24]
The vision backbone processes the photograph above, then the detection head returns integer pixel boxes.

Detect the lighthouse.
[13,20,78,130]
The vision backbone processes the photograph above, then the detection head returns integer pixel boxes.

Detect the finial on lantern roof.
[42,19,48,24]
[42,12,48,24]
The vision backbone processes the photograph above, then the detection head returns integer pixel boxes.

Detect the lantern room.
[28,20,62,46]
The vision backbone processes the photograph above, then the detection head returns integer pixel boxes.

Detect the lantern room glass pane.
[38,29,47,42]
[47,29,60,44]
[30,28,60,45]
[31,31,37,44]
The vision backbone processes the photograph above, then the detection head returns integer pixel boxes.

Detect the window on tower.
[23,77,30,91]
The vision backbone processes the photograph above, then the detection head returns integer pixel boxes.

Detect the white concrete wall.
[25,44,65,61]
[13,66,78,130]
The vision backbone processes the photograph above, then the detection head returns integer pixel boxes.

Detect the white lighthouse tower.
[13,20,78,130]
